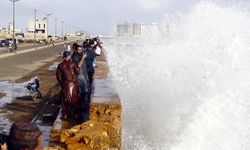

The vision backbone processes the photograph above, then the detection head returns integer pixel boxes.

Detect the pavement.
[0,44,44,54]
[0,42,66,81]
[0,41,66,59]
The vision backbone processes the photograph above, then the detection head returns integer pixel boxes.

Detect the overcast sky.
[0,0,248,36]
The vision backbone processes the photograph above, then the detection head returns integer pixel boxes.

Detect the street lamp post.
[44,13,52,45]
[9,0,20,53]
[55,17,57,40]
[65,22,68,37]
[61,21,64,38]
[34,9,37,51]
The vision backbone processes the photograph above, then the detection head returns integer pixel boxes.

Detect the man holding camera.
[72,45,91,122]
[56,51,86,120]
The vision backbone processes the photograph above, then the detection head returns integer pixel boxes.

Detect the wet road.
[0,43,64,81]
[0,44,42,54]
[0,41,64,54]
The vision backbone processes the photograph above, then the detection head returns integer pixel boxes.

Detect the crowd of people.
[0,38,103,150]
[56,37,103,123]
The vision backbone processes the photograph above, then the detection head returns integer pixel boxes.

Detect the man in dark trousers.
[72,45,91,122]
[56,51,86,120]
[85,40,96,87]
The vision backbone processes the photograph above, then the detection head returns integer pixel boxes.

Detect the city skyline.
[0,0,193,36]
[0,0,249,36]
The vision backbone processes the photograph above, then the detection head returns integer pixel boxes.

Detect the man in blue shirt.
[72,45,90,122]
[85,40,96,87]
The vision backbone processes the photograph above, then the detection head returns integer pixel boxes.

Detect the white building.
[116,22,149,37]
[116,22,132,37]
[116,22,168,38]
[26,17,47,40]
[0,28,7,37]
[0,24,22,38]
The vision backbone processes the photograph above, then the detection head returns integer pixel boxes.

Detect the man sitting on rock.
[56,51,86,120]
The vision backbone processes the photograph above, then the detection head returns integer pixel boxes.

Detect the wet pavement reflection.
[0,80,29,107]
[0,80,31,137]
[48,62,59,71]
[0,80,55,147]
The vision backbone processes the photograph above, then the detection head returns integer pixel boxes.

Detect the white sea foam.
[104,1,250,149]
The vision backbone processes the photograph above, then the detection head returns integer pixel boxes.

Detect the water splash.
[104,1,250,150]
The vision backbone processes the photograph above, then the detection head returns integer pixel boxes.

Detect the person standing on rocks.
[56,51,86,120]
[72,45,91,122]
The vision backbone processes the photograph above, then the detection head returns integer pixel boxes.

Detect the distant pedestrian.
[64,36,67,41]
[72,43,78,51]
[49,38,51,44]
[13,39,17,51]
[95,44,102,56]
[63,43,67,51]
[56,51,86,120]
[67,44,71,51]
[8,41,12,52]
[52,40,55,46]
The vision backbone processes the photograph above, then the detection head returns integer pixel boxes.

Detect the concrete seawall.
[45,52,122,149]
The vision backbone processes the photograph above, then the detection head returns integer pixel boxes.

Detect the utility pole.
[9,0,20,53]
[55,17,57,40]
[61,21,64,38]
[65,22,68,37]
[34,9,37,51]
[44,13,52,45]
[69,24,71,35]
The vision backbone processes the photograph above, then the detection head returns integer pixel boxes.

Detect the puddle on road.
[0,80,55,148]
[0,80,29,107]
[0,80,30,138]
[48,62,59,71]
[0,110,13,134]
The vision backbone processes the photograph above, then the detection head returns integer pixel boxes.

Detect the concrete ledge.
[45,54,122,150]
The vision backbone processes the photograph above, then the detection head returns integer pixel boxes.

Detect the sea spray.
[104,1,250,149]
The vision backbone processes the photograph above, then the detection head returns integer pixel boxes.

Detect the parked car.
[0,40,11,47]
[0,40,4,47]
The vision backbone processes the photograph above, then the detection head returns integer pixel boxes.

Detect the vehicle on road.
[25,77,42,100]
[0,39,11,47]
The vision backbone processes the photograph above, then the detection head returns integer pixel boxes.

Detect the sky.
[0,0,196,36]
[0,0,248,36]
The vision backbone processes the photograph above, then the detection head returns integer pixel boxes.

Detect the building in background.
[26,17,47,40]
[0,24,22,39]
[116,22,132,37]
[0,28,7,38]
[116,21,168,37]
